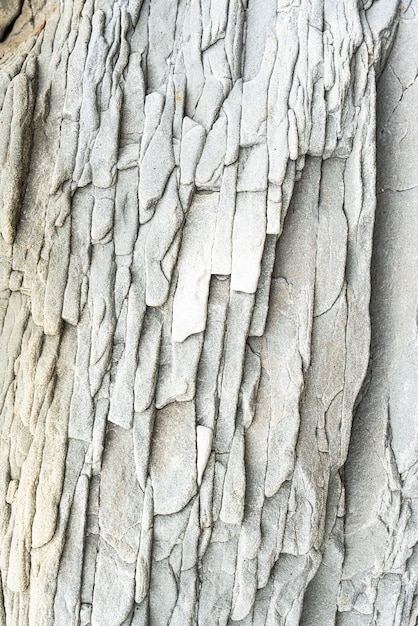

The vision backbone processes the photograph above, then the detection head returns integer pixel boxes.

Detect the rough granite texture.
[0,0,416,624]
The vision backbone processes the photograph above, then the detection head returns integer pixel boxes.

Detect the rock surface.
[0,0,416,624]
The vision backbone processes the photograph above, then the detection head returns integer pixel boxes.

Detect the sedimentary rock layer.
[0,0,414,624]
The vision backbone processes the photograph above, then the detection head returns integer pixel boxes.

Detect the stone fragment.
[197,425,213,486]
[215,291,254,453]
[145,172,183,308]
[150,402,197,515]
[195,115,227,190]
[220,425,246,525]
[172,193,218,342]
[135,479,153,604]
[0,62,36,244]
[98,425,143,563]
[138,83,175,222]
[91,540,136,626]
[134,310,162,413]
[211,164,238,276]
[231,191,266,294]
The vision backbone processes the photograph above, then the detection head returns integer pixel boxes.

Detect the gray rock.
[0,0,413,623]
[150,401,197,515]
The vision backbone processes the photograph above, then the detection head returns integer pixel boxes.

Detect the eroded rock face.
[337,4,418,624]
[0,0,414,624]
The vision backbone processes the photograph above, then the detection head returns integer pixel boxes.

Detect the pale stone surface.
[0,0,416,624]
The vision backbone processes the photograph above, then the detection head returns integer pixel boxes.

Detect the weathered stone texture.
[0,0,416,624]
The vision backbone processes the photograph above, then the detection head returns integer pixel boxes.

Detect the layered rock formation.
[0,0,415,624]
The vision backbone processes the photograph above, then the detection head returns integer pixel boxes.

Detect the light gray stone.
[0,0,414,624]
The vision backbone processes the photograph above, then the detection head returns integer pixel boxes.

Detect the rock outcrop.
[0,1,415,624]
